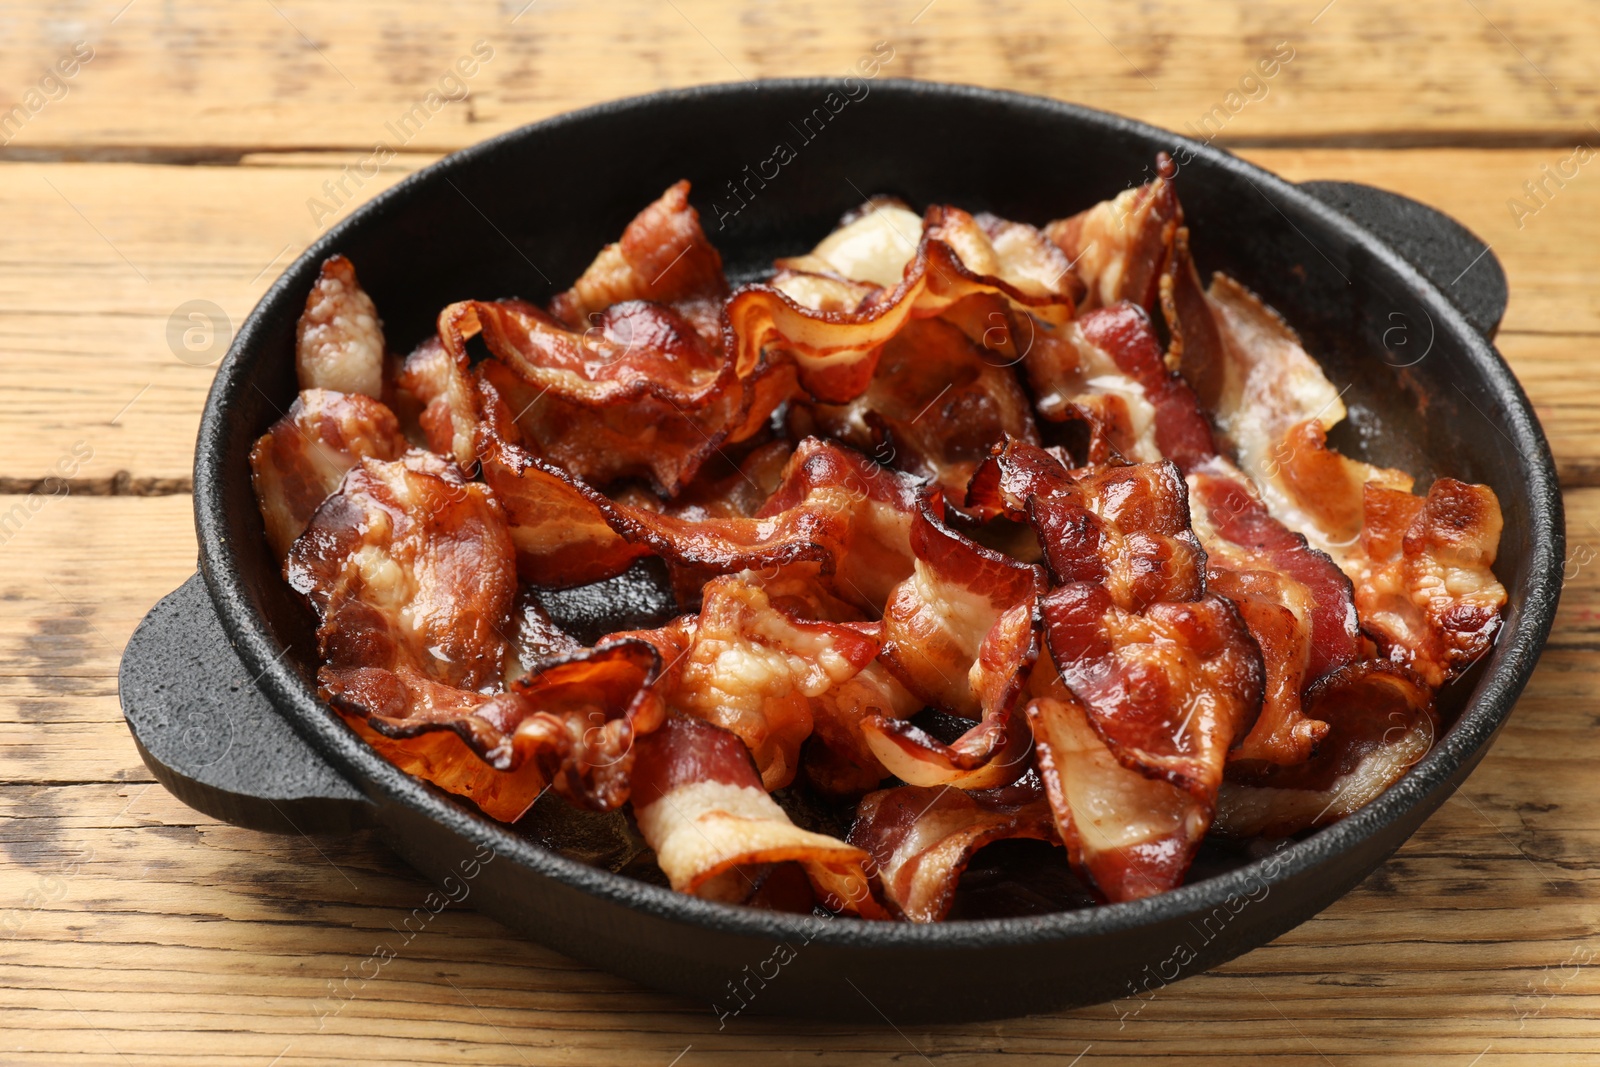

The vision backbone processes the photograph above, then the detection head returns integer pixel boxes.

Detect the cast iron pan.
[118,79,1562,1022]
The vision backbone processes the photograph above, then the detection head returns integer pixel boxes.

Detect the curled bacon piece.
[1046,158,1178,312]
[622,574,881,790]
[804,660,920,799]
[775,198,922,286]
[249,388,407,559]
[447,299,738,496]
[1026,690,1206,902]
[1351,479,1507,687]
[280,460,492,666]
[1022,303,1219,470]
[632,715,884,916]
[863,501,1045,790]
[806,316,1039,505]
[1215,662,1437,837]
[1188,462,1361,685]
[849,773,1059,922]
[724,205,1077,407]
[966,439,1261,899]
[338,641,665,820]
[296,254,386,397]
[550,179,729,350]
[1041,583,1261,796]
[1014,296,1359,768]
[399,335,478,470]
[1175,267,1506,691]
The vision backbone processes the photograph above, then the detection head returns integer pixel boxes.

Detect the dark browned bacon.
[849,773,1058,922]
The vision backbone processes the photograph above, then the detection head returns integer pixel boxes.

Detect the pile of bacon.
[252,158,1507,921]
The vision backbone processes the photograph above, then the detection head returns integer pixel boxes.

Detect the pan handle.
[118,573,374,834]
[1299,180,1507,340]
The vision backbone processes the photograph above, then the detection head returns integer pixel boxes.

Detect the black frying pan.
[118,79,1563,1022]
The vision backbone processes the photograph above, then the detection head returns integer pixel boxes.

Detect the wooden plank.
[3,148,1600,485]
[3,0,1599,157]
[0,487,1595,1063]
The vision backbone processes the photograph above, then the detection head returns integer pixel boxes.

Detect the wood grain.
[4,0,1600,155]
[4,2,1599,1063]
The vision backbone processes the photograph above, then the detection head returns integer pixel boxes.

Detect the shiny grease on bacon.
[250,165,1508,920]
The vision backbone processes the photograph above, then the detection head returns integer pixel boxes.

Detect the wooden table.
[3,1,1598,1062]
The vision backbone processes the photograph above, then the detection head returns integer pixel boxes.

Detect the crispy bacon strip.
[807,316,1039,505]
[1016,301,1360,765]
[621,575,881,790]
[399,335,479,470]
[724,205,1077,406]
[804,660,920,799]
[849,773,1058,922]
[863,500,1046,790]
[1184,273,1506,687]
[1046,159,1179,312]
[335,642,665,819]
[296,254,385,397]
[1027,690,1205,902]
[446,300,738,496]
[1350,479,1507,687]
[1041,582,1261,795]
[550,179,730,349]
[249,389,407,559]
[281,462,487,664]
[775,198,923,286]
[1202,274,1414,553]
[632,715,884,916]
[1215,662,1437,837]
[471,378,634,584]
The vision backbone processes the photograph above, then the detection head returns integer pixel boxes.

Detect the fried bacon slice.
[398,335,479,470]
[1349,479,1507,687]
[863,501,1046,790]
[1215,662,1437,837]
[339,641,665,820]
[296,254,386,398]
[1201,274,1414,553]
[1026,688,1206,902]
[1046,158,1179,312]
[806,316,1039,505]
[1183,273,1506,687]
[447,300,738,496]
[631,715,884,916]
[549,179,730,349]
[849,773,1059,922]
[617,574,881,791]
[804,660,920,799]
[1014,300,1360,766]
[724,204,1077,407]
[249,389,407,559]
[775,198,923,287]
[280,452,503,686]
